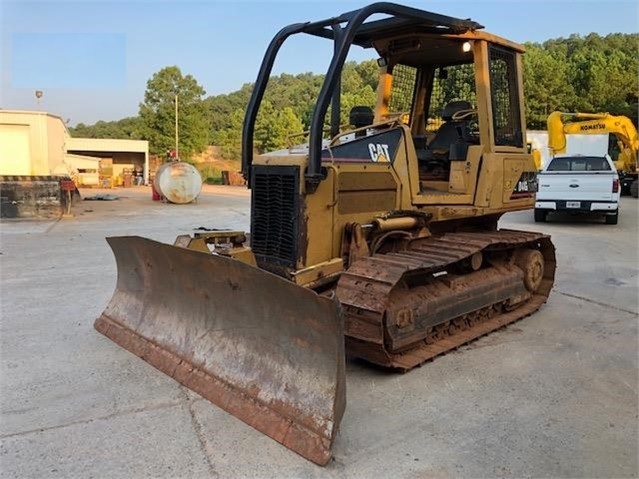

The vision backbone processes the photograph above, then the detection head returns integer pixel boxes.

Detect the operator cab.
[415,90,478,181]
[372,32,524,198]
[243,4,532,208]
[323,29,525,201]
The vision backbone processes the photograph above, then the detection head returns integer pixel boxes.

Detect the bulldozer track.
[337,230,556,370]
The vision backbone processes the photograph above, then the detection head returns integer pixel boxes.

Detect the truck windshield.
[547,156,611,172]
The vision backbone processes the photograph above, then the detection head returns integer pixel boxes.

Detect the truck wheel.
[534,209,547,223]
[605,210,619,225]
[631,180,638,198]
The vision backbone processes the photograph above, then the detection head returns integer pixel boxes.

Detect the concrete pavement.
[1,186,637,478]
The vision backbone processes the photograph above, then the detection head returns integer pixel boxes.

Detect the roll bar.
[241,2,482,188]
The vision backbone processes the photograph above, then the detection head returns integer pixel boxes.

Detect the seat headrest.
[349,105,375,128]
[442,100,472,121]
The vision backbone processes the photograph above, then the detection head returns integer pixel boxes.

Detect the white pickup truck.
[535,154,620,224]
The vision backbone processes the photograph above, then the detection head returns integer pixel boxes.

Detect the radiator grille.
[250,165,300,269]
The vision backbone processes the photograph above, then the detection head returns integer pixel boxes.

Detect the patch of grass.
[198,164,222,185]
[205,176,223,185]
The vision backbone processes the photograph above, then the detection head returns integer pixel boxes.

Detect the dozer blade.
[94,236,345,465]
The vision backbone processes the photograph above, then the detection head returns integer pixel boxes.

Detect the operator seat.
[418,100,474,180]
[349,106,375,138]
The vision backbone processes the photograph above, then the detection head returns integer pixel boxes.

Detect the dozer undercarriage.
[339,230,555,370]
[95,2,557,466]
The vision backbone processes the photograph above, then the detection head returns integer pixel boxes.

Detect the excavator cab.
[96,3,555,467]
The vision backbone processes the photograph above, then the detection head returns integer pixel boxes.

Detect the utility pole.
[175,94,179,159]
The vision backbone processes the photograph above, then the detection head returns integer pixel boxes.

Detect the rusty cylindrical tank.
[153,161,202,204]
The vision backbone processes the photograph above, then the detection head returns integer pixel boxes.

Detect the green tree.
[205,83,253,140]
[338,61,378,126]
[139,66,209,158]
[216,109,244,160]
[355,60,380,91]
[255,101,304,153]
[522,44,576,128]
[69,117,141,139]
[78,32,637,155]
[525,33,638,127]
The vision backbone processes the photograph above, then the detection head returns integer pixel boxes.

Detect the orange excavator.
[95,3,556,466]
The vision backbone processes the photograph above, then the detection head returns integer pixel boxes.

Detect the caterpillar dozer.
[95,3,556,466]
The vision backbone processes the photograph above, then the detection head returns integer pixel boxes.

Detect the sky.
[1,0,637,126]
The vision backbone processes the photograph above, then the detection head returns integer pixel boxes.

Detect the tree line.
[70,32,638,161]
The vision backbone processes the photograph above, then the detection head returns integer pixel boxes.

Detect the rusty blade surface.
[94,236,345,466]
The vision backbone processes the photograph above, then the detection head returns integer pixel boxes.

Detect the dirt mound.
[192,146,244,185]
[192,146,239,172]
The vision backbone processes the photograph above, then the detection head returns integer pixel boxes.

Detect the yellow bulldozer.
[95,3,556,466]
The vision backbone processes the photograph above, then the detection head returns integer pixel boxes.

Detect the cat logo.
[368,143,391,162]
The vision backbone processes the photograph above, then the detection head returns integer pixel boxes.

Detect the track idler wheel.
[514,249,545,293]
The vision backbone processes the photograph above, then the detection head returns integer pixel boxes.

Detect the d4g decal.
[510,171,538,199]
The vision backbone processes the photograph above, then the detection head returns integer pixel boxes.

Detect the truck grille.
[250,165,300,270]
